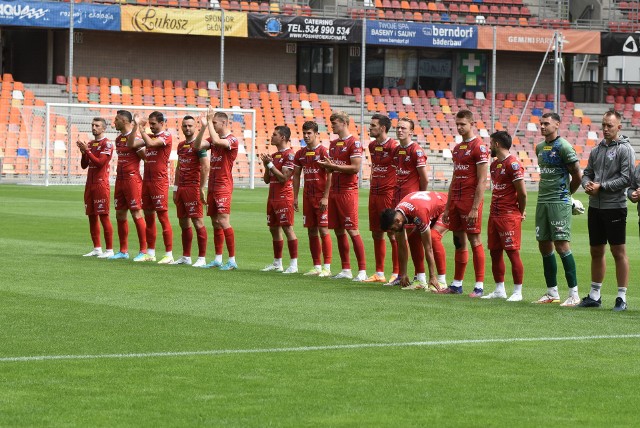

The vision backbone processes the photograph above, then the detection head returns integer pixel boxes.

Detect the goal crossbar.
[44,103,257,188]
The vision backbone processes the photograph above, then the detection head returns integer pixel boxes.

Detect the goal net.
[1,103,257,188]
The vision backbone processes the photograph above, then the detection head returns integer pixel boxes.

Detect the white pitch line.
[2,334,639,363]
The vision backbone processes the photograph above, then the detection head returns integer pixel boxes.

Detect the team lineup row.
[78,107,636,311]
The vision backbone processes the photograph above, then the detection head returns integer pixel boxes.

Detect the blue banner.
[0,1,120,31]
[366,20,477,49]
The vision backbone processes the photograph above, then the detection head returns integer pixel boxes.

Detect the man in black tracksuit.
[579,110,635,311]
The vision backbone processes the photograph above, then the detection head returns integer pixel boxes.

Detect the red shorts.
[488,214,522,251]
[175,186,203,219]
[433,213,449,231]
[369,192,394,232]
[207,191,232,216]
[84,183,110,215]
[328,191,359,230]
[267,199,295,227]
[303,195,328,228]
[448,200,483,234]
[114,177,142,211]
[142,180,169,211]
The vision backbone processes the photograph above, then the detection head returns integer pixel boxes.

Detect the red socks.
[471,244,485,282]
[490,249,505,283]
[491,250,524,284]
[214,228,224,255]
[506,250,524,285]
[454,249,468,281]
[373,238,386,273]
[117,219,129,253]
[408,231,425,275]
[196,226,208,257]
[133,216,147,253]
[182,227,193,257]
[390,237,399,274]
[157,210,173,252]
[90,214,112,249]
[321,234,332,264]
[351,234,366,271]
[273,240,284,259]
[431,229,446,276]
[89,215,100,247]
[309,235,321,265]
[99,214,113,250]
[288,238,298,259]
[273,239,298,259]
[144,213,156,250]
[214,228,235,257]
[223,227,235,257]
[182,226,208,258]
[337,233,350,269]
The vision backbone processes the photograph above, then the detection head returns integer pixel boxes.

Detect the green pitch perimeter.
[0,185,638,427]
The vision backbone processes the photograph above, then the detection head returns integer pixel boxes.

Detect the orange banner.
[478,27,600,54]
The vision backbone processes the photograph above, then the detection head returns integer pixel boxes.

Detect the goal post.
[40,103,257,188]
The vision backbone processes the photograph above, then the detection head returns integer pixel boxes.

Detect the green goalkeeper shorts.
[535,202,572,242]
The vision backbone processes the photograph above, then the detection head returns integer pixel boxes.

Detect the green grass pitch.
[0,184,639,426]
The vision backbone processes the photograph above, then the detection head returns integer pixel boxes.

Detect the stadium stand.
[350,0,536,25]
[0,68,615,188]
[77,0,543,25]
[611,1,640,31]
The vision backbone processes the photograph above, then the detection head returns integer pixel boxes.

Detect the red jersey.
[115,132,142,181]
[268,148,295,200]
[328,135,362,193]
[85,137,112,185]
[450,136,489,202]
[293,144,329,198]
[394,142,427,198]
[177,139,208,187]
[396,191,448,234]
[143,130,172,182]
[369,137,398,196]
[490,154,524,216]
[207,134,239,190]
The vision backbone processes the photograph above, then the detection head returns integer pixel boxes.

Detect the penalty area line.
[2,334,640,363]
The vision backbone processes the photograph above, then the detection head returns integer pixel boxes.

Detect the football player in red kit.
[440,110,489,297]
[481,131,527,302]
[77,117,114,258]
[292,121,333,277]
[318,111,368,281]
[171,115,209,267]
[260,126,299,274]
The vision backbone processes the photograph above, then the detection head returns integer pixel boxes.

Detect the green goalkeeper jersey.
[535,136,578,204]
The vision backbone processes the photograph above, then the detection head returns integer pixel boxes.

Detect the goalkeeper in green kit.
[533,113,583,306]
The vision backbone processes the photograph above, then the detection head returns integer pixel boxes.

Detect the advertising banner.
[0,1,120,31]
[366,20,477,49]
[248,13,361,43]
[477,27,600,54]
[601,32,640,56]
[121,5,247,37]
